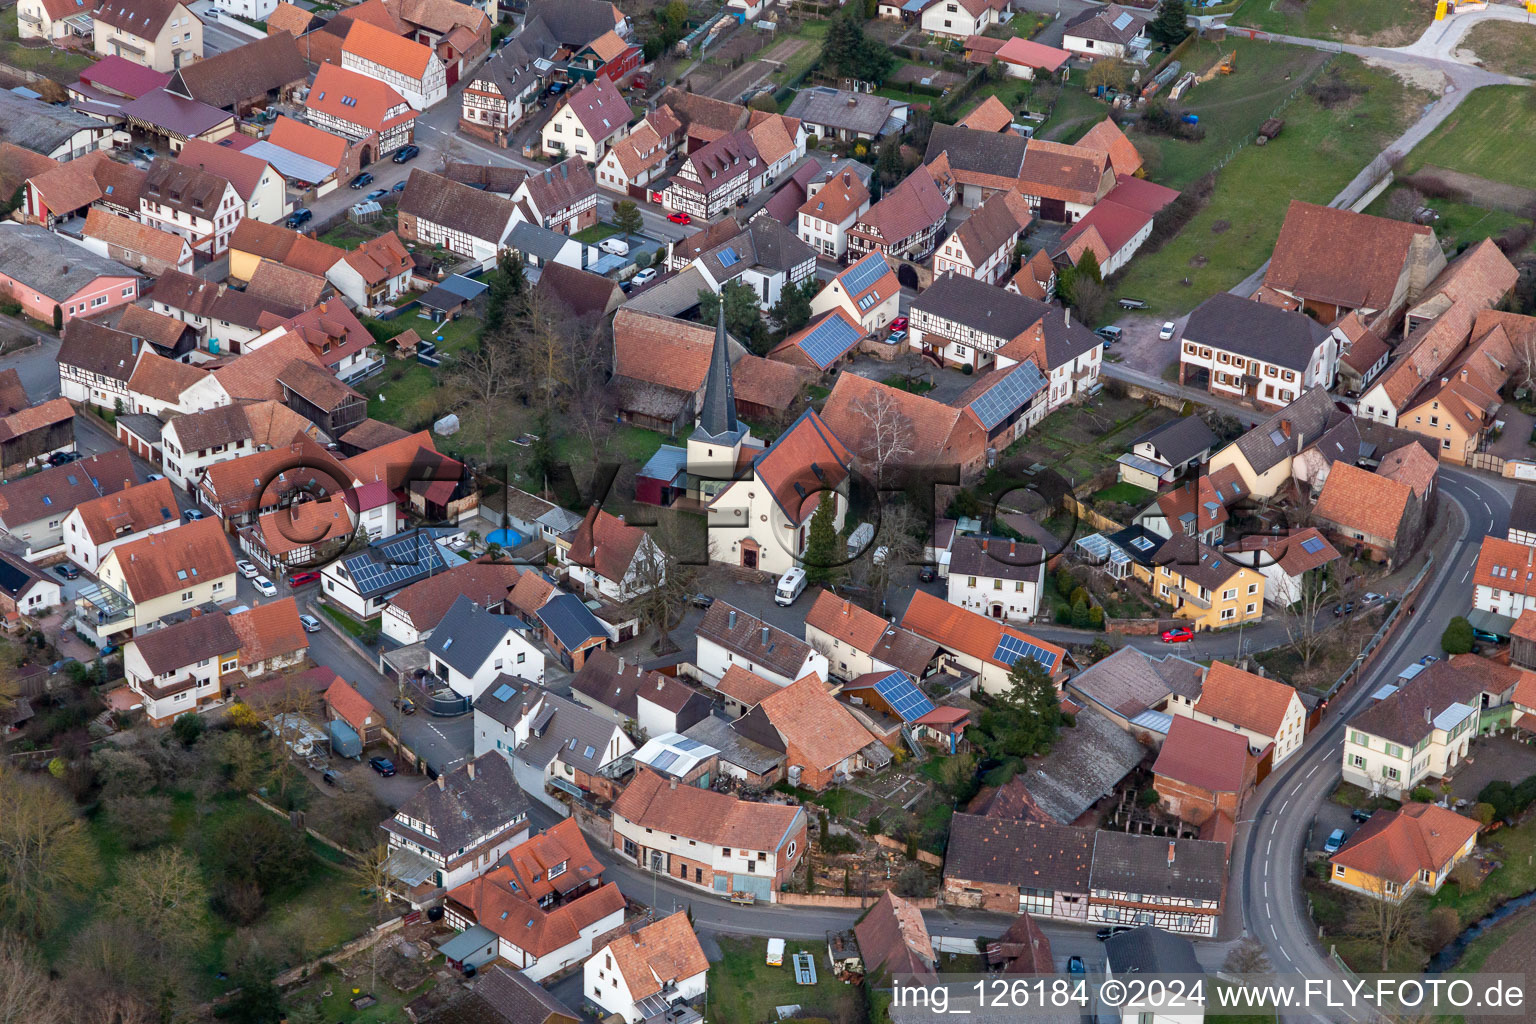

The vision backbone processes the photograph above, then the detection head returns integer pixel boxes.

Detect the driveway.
[1108,312,1184,375]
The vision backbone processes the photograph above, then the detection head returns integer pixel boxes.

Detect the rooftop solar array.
[649,749,680,772]
[345,532,449,596]
[993,631,1058,671]
[797,313,862,369]
[1112,11,1134,29]
[1300,536,1327,554]
[492,683,517,702]
[673,736,706,752]
[841,253,890,296]
[871,670,935,722]
[969,360,1047,430]
[718,246,742,268]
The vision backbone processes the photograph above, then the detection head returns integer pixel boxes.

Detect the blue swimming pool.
[487,528,524,548]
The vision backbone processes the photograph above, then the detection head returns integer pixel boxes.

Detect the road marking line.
[1462,569,1471,583]
[1280,946,1292,962]
[1266,840,1272,856]
[1263,878,1269,898]
[1280,799,1290,815]
[1305,763,1319,778]
[1269,923,1277,939]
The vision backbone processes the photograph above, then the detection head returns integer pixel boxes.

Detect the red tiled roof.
[563,506,646,585]
[747,409,852,525]
[1074,118,1142,177]
[715,664,779,707]
[900,590,1065,674]
[107,518,235,601]
[1330,803,1479,884]
[605,911,708,1001]
[324,675,377,732]
[1265,201,1432,313]
[229,596,308,666]
[804,588,887,650]
[309,62,418,133]
[1473,535,1536,601]
[1153,715,1252,794]
[612,767,803,851]
[344,18,435,78]
[758,672,875,771]
[450,871,626,956]
[1195,661,1299,739]
[957,95,1013,133]
[1312,461,1412,543]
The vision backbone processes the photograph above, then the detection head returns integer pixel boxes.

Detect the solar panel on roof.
[992,632,1058,671]
[718,247,741,268]
[968,361,1047,431]
[673,736,704,752]
[798,314,862,369]
[871,670,935,722]
[1300,536,1326,554]
[650,749,679,772]
[493,683,516,702]
[1112,11,1133,29]
[841,254,889,296]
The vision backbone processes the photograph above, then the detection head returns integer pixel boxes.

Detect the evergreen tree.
[613,200,644,243]
[770,275,814,334]
[875,138,904,189]
[1070,599,1090,629]
[696,281,765,351]
[1149,0,1189,45]
[1074,247,1103,286]
[803,492,840,585]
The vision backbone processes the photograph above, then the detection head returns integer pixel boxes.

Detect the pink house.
[0,224,139,324]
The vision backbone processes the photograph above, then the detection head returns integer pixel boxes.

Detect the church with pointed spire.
[686,303,757,503]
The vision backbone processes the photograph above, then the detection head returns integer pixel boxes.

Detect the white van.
[600,237,631,256]
[775,566,807,606]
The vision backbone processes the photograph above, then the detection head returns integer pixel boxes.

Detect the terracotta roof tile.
[1017,139,1109,207]
[388,560,523,630]
[855,891,935,978]
[798,168,868,225]
[1312,461,1412,543]
[563,506,646,584]
[229,595,309,666]
[214,331,328,402]
[247,259,328,310]
[747,409,852,525]
[503,817,603,901]
[715,664,779,707]
[1153,715,1253,793]
[251,494,355,556]
[116,304,189,351]
[82,207,187,266]
[1330,803,1479,884]
[107,518,236,602]
[450,871,625,956]
[269,115,350,170]
[1265,201,1432,313]
[508,569,555,616]
[1375,442,1438,498]
[1074,117,1142,177]
[606,911,708,1000]
[805,588,887,650]
[957,95,1013,133]
[1473,535,1536,600]
[324,675,377,732]
[612,309,733,393]
[127,350,215,404]
[849,165,949,250]
[309,62,418,134]
[70,477,178,545]
[343,18,435,77]
[758,672,875,771]
[746,110,800,166]
[901,590,1065,673]
[612,767,803,851]
[821,373,987,470]
[1195,661,1299,739]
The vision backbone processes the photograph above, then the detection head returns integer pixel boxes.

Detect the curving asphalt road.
[1237,469,1511,1023]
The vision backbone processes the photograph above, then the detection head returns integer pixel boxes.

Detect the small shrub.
[1441,616,1474,655]
[894,864,927,897]
[865,816,883,836]
[1424,906,1461,953]
[1138,787,1160,807]
[171,712,205,747]
[1306,69,1367,109]
[1410,786,1438,804]
[1450,859,1483,892]
[821,833,859,856]
[1471,801,1496,826]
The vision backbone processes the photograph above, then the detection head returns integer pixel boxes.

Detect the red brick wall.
[941,876,1018,914]
[1154,771,1250,826]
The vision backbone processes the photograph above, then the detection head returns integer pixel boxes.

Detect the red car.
[889,316,908,331]
[1160,627,1195,644]
[667,211,692,225]
[286,571,321,587]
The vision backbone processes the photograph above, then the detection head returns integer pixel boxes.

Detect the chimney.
[618,656,625,673]
[761,626,770,645]
[1425,707,1432,724]
[1009,540,1016,557]
[981,539,988,551]
[842,600,850,616]
[1064,306,1071,328]
[670,779,678,789]
[656,679,664,691]
[436,773,445,790]
[466,759,475,781]
[1167,841,1176,867]
[1280,420,1292,438]
[728,609,737,630]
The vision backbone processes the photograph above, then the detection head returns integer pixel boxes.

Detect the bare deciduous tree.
[105,847,210,965]
[1348,873,1422,971]
[0,768,100,935]
[849,386,915,487]
[1281,568,1338,671]
[448,340,519,465]
[1514,328,1536,399]
[624,511,702,654]
[0,931,65,1024]
[1221,935,1272,974]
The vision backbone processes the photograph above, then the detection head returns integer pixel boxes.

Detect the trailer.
[1256,117,1285,145]
[767,938,785,966]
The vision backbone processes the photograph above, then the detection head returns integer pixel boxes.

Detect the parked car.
[631,267,658,287]
[1158,321,1177,340]
[1333,601,1355,617]
[392,144,420,163]
[1160,626,1195,644]
[322,768,341,786]
[183,508,204,521]
[1096,926,1132,941]
[133,144,157,161]
[99,643,117,658]
[1323,828,1347,854]
[1418,654,1439,666]
[236,560,258,578]
[349,172,374,189]
[1095,326,1122,344]
[54,563,80,580]
[365,188,389,201]
[299,614,322,633]
[369,756,397,777]
[889,316,908,332]
[1351,807,1373,823]
[1118,298,1148,310]
[146,473,164,482]
[690,593,715,609]
[253,576,277,597]
[393,697,416,715]
[667,211,692,225]
[1067,956,1086,974]
[547,82,566,96]
[1359,592,1386,610]
[47,451,82,466]
[917,566,937,583]
[1473,628,1503,644]
[286,570,321,587]
[888,329,907,344]
[204,6,217,16]
[285,208,312,228]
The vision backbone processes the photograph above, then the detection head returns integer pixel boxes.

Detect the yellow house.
[1149,534,1266,631]
[89,519,238,641]
[1206,386,1342,499]
[1329,803,1480,901]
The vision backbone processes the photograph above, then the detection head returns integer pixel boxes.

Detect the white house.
[1173,660,1309,769]
[423,595,545,701]
[139,159,244,257]
[398,169,520,264]
[341,19,448,111]
[585,912,708,1024]
[695,601,829,689]
[539,76,629,161]
[1226,528,1340,609]
[124,351,231,419]
[1340,662,1482,799]
[1061,4,1148,60]
[921,0,1011,40]
[121,612,238,727]
[62,478,181,575]
[214,0,276,21]
[1473,536,1536,619]
[809,252,901,335]
[945,536,1044,622]
[324,233,414,312]
[1179,293,1337,410]
[1101,928,1205,1024]
[380,752,531,893]
[932,189,1031,285]
[796,168,870,260]
[553,507,663,603]
[473,680,635,816]
[445,873,626,981]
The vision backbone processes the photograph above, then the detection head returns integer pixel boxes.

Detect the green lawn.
[770,21,828,88]
[1092,482,1156,506]
[1230,0,1436,45]
[0,7,95,76]
[318,213,396,251]
[367,314,482,428]
[709,938,864,1024]
[1111,54,1431,317]
[1427,817,1536,923]
[571,221,621,243]
[1460,21,1536,79]
[286,967,440,1024]
[1363,188,1526,251]
[321,602,370,635]
[1399,85,1536,191]
[1089,38,1331,191]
